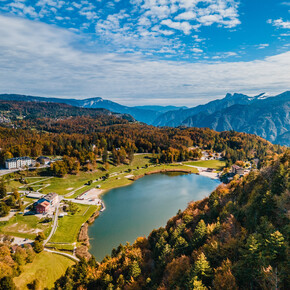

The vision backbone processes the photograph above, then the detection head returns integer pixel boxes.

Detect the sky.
[0,0,289,106]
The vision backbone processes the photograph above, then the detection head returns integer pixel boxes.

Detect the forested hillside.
[0,123,282,171]
[54,151,290,290]
[0,101,134,123]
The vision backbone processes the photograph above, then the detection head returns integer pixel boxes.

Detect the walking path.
[44,248,80,262]
[65,185,86,197]
[185,165,220,180]
[19,177,53,188]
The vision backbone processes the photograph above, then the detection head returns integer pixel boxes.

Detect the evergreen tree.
[0,180,7,199]
[129,260,141,279]
[0,276,16,290]
[102,147,108,163]
[194,253,212,281]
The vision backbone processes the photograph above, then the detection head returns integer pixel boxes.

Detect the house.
[36,156,50,165]
[43,192,58,206]
[36,201,50,214]
[231,165,244,176]
[5,157,32,169]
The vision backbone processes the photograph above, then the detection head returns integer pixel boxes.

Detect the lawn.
[184,159,226,170]
[46,243,75,251]
[5,179,22,192]
[50,204,98,243]
[30,154,154,196]
[0,214,51,240]
[14,251,75,289]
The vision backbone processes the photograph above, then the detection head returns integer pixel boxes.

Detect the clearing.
[14,251,75,289]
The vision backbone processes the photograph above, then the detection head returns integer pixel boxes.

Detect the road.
[44,248,80,262]
[43,201,60,246]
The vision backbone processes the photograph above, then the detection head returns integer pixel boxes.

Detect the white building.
[5,157,32,169]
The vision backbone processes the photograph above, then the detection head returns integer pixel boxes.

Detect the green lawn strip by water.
[184,160,226,170]
[39,154,153,196]
[67,163,199,195]
[46,243,75,251]
[0,214,51,240]
[50,204,98,243]
[14,251,75,290]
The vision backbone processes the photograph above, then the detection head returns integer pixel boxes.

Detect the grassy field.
[184,159,226,170]
[20,154,154,196]
[14,251,75,289]
[50,204,98,243]
[46,243,75,251]
[0,214,51,239]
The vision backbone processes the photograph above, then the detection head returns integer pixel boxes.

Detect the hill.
[0,94,184,125]
[0,100,134,127]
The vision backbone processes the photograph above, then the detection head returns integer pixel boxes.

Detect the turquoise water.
[88,173,219,261]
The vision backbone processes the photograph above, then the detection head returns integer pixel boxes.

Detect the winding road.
[43,202,60,246]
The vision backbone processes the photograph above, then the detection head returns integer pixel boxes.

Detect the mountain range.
[0,91,289,146]
[0,94,184,125]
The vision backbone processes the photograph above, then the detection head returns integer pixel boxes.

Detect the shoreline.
[77,168,221,260]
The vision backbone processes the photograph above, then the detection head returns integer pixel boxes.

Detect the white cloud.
[257,43,269,49]
[130,0,241,37]
[268,18,290,29]
[192,47,203,53]
[175,11,196,20]
[281,2,290,6]
[161,19,193,34]
[0,15,289,106]
[212,51,238,59]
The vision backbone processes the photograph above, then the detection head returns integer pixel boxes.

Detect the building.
[231,165,244,176]
[43,192,58,206]
[36,156,50,165]
[36,201,50,214]
[5,157,32,169]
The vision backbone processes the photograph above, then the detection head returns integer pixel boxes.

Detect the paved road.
[44,248,80,262]
[43,202,60,246]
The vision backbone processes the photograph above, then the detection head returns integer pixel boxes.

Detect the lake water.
[88,173,219,261]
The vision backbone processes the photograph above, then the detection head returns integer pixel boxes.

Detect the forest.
[0,101,288,289]
[0,118,284,174]
[53,150,290,290]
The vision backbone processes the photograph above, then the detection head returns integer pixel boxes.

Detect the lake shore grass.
[49,204,98,244]
[184,159,226,169]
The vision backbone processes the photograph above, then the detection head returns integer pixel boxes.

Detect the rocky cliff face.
[182,92,290,146]
[153,93,256,127]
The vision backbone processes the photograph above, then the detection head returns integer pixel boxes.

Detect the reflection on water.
[88,173,219,261]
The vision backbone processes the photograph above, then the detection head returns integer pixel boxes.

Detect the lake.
[88,172,219,261]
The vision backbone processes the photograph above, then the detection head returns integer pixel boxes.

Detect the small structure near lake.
[231,164,244,176]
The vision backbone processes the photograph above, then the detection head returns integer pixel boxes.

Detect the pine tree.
[129,260,141,279]
[102,147,108,163]
[192,220,207,249]
[194,252,212,280]
[0,180,7,199]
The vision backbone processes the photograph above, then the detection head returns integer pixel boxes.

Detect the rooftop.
[43,192,58,201]
[6,157,32,162]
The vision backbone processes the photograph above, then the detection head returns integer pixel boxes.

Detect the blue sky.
[0,0,289,105]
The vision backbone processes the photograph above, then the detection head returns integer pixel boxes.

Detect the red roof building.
[36,201,50,214]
